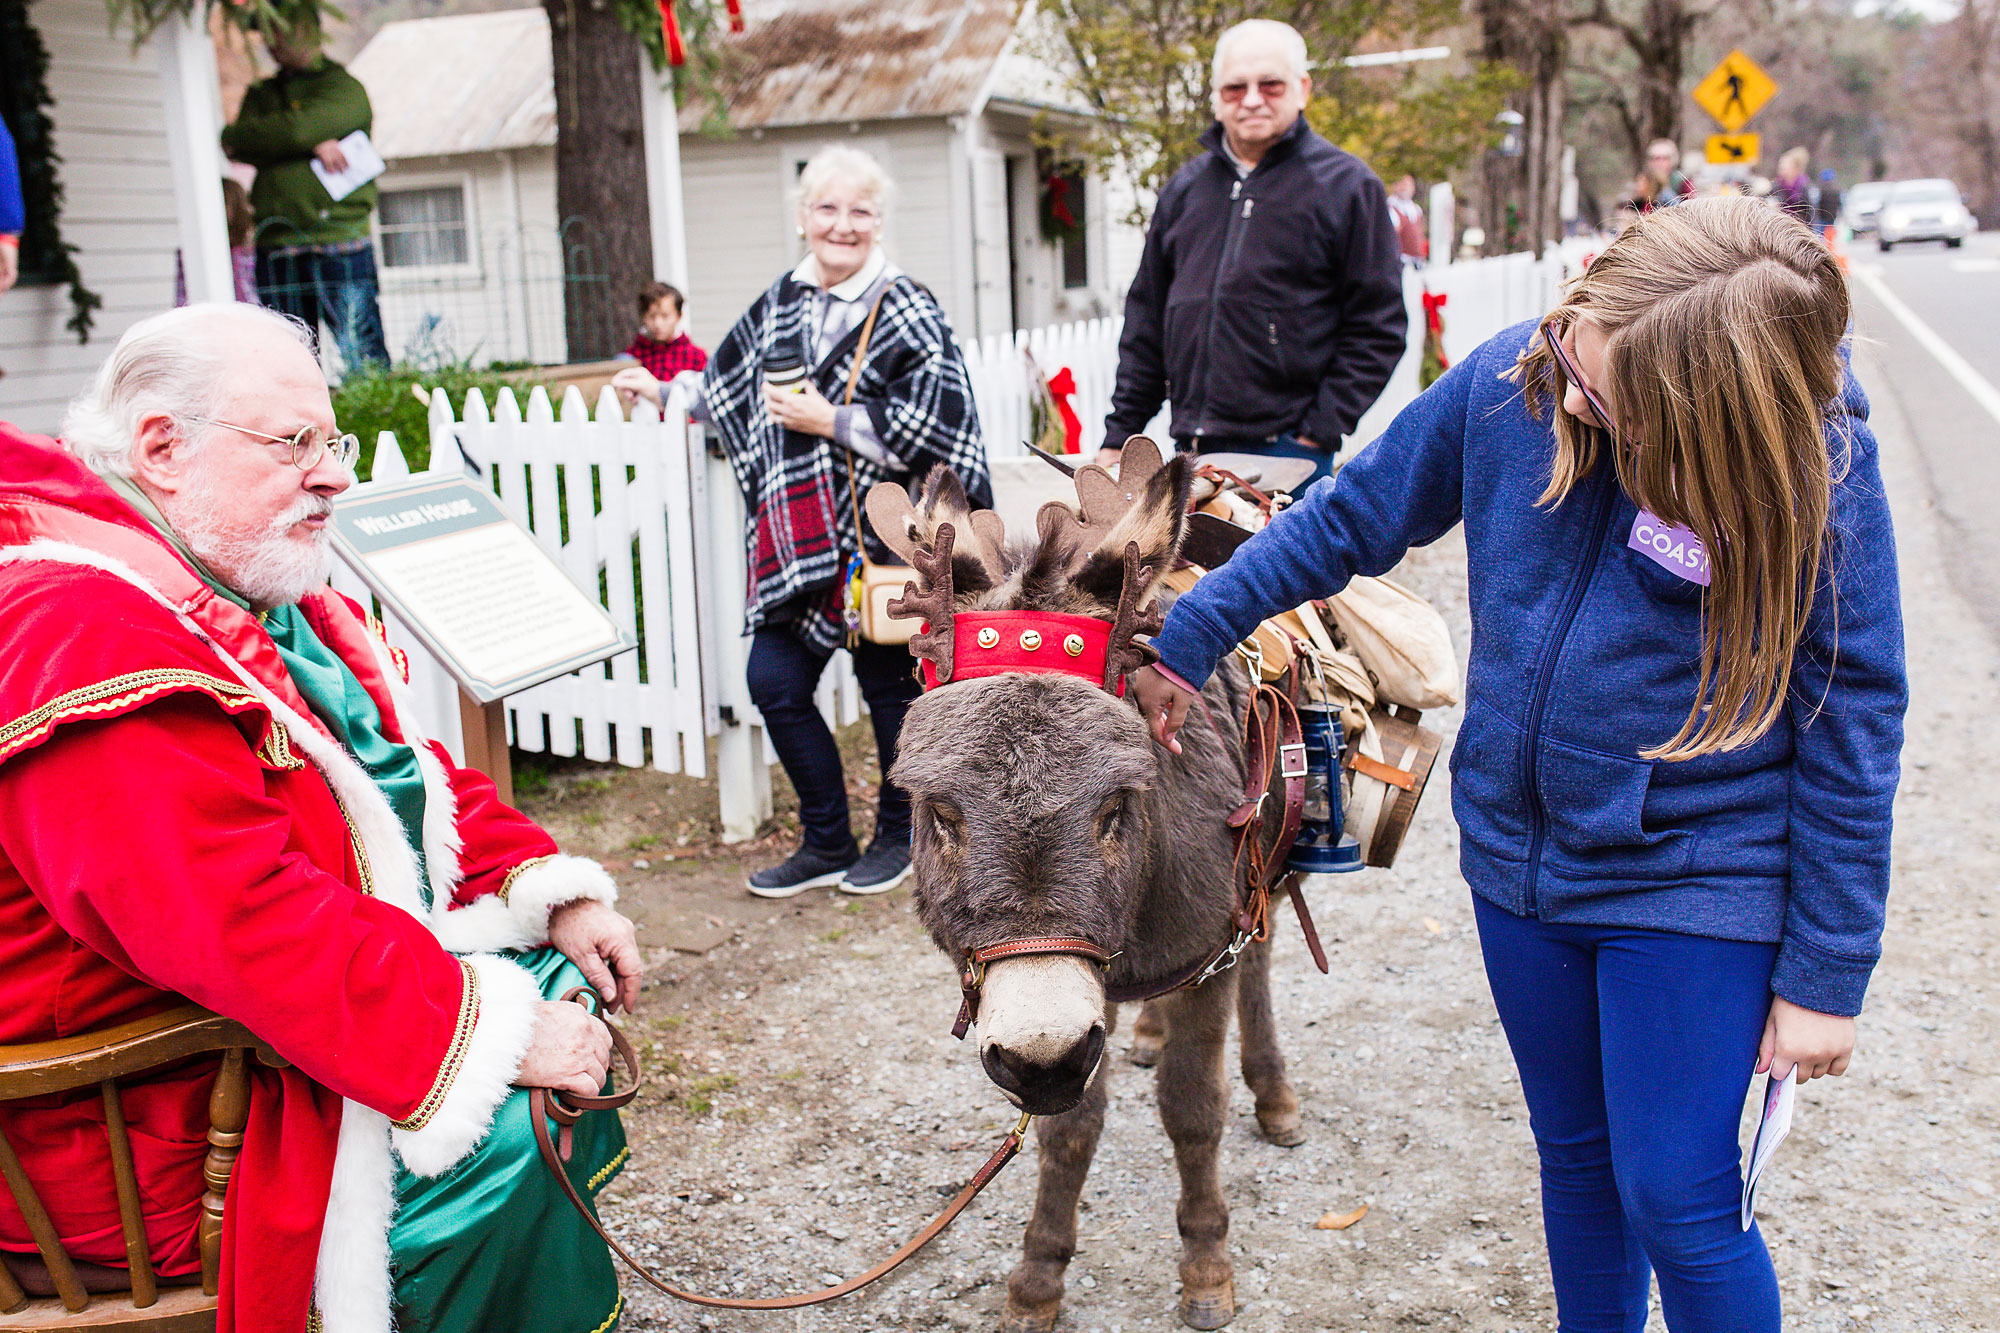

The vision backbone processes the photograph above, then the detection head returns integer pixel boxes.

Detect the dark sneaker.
[838,839,913,895]
[747,843,858,898]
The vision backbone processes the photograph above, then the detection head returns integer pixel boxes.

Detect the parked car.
[1840,181,1891,235]
[1876,179,1975,250]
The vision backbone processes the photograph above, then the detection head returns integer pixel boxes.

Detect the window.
[377,185,471,268]
[1057,172,1088,289]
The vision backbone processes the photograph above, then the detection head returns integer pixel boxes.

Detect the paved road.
[1846,230,2000,637]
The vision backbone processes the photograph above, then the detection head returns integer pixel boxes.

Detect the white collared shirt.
[790,246,897,365]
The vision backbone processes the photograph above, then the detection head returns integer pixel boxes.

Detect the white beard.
[164,470,336,610]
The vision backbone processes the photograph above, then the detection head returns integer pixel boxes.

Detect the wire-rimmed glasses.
[191,418,362,472]
[1541,316,1620,441]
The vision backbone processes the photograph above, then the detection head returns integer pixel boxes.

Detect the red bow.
[1047,174,1076,229]
[658,0,686,65]
[1046,367,1082,454]
[725,0,744,33]
[1421,289,1447,334]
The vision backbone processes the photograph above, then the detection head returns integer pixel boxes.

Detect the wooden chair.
[0,1007,282,1331]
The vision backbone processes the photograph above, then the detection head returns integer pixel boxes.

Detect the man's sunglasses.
[189,418,362,471]
[1217,78,1292,104]
[1541,316,1620,441]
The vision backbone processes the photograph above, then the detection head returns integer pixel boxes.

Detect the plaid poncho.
[702,269,991,651]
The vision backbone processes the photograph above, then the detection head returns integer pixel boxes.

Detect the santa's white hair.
[60,303,315,477]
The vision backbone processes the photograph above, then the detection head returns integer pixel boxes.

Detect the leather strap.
[533,989,1031,1310]
[954,937,1110,1040]
[1346,750,1418,791]
[840,291,890,553]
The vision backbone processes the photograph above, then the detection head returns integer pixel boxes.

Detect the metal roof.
[678,0,1021,132]
[350,9,557,158]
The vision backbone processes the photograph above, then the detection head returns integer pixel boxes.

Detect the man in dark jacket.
[1103,19,1406,486]
[222,17,391,367]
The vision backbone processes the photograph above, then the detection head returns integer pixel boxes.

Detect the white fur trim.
[391,954,541,1178]
[506,853,619,943]
[313,1100,396,1333]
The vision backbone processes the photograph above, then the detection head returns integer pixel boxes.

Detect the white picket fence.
[348,243,1588,838]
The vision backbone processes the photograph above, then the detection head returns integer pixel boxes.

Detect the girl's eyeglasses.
[190,418,362,472]
[1541,316,1620,440]
[1217,78,1291,104]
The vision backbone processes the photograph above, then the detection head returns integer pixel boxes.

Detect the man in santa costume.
[0,303,641,1332]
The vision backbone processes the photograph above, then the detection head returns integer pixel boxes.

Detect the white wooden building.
[351,0,1145,359]
[0,1,234,433]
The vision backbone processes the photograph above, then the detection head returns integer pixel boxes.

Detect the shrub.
[331,362,521,481]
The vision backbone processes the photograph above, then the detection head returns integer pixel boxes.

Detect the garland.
[0,0,103,341]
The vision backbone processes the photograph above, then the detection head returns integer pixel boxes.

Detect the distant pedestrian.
[1646,140,1694,202]
[222,15,391,367]
[1388,174,1429,264]
[1772,148,1814,226]
[1103,18,1406,488]
[1812,169,1842,232]
[620,281,706,379]
[174,179,261,307]
[0,116,22,297]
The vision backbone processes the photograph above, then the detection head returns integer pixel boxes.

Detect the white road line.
[1950,257,2000,273]
[1851,263,2000,430]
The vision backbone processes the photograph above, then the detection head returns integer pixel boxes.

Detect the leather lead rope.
[533,989,1031,1310]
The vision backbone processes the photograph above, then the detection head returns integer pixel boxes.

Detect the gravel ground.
[565,343,1996,1333]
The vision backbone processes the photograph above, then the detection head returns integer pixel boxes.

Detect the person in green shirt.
[222,16,392,367]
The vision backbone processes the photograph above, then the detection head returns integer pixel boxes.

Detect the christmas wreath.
[1037,153,1086,247]
[0,0,103,341]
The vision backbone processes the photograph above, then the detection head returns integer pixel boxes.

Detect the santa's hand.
[548,899,643,1013]
[516,1000,613,1098]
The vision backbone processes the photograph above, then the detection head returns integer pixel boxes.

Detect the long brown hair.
[1511,198,1851,761]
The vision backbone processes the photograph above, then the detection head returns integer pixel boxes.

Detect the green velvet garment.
[390,948,628,1333]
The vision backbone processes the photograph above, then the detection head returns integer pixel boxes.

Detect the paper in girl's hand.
[1740,1066,1798,1230]
[310,131,386,203]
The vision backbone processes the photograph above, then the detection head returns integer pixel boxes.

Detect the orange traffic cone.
[1823,225,1849,273]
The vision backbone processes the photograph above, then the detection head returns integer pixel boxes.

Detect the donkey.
[867,440,1310,1332]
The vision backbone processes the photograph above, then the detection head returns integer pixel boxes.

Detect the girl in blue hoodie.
[1137,198,1906,1332]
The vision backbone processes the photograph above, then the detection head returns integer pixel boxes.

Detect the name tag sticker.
[1628,510,1710,586]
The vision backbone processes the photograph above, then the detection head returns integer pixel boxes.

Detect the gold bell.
[977,626,1000,649]
[1063,634,1086,657]
[1019,630,1043,651]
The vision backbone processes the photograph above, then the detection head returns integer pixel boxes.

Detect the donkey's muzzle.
[982,1024,1105,1115]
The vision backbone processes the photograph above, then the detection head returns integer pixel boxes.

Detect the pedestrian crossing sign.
[1705,133,1761,166]
[1693,50,1778,132]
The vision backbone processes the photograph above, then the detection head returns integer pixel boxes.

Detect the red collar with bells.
[917,611,1127,696]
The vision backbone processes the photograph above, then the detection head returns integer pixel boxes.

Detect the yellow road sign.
[1705,132,1761,166]
[1693,50,1778,132]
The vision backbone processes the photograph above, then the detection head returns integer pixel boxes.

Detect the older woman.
[622,145,989,898]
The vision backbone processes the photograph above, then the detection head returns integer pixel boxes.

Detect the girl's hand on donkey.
[1130,664,1198,755]
[1757,996,1855,1083]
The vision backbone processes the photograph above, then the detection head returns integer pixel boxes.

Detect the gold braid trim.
[392,958,480,1133]
[306,1308,323,1333]
[497,854,558,905]
[586,1144,631,1193]
[0,670,265,764]
[331,793,375,898]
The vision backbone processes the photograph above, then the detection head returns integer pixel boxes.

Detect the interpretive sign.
[331,475,635,704]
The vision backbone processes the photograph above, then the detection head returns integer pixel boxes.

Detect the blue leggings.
[1472,895,1783,1332]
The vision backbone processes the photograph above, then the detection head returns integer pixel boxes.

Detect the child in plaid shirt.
[621,281,707,377]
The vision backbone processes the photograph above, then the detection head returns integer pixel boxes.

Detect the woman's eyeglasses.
[1542,317,1619,440]
[190,418,362,472]
[808,202,881,231]
[1217,78,1292,104]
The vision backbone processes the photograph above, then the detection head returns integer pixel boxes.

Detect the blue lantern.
[1285,701,1363,874]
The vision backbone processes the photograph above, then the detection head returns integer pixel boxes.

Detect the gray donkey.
[867,440,1311,1332]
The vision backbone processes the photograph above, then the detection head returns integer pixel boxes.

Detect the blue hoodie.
[0,118,24,237]
[1155,320,1907,1017]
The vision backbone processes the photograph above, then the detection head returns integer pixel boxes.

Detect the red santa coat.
[0,423,618,1331]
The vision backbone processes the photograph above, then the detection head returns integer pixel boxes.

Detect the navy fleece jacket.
[1154,320,1908,1016]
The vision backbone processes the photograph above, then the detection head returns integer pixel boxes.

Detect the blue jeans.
[1473,895,1783,1332]
[1192,432,1336,490]
[256,242,392,368]
[745,626,918,854]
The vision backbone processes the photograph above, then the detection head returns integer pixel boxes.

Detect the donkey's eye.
[927,802,964,849]
[1096,793,1128,843]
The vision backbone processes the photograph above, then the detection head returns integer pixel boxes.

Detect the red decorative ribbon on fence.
[1046,367,1082,454]
[725,0,745,32]
[1421,289,1446,335]
[658,0,686,65]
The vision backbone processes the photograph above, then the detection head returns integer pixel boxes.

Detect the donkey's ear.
[1071,451,1192,610]
[913,464,1002,593]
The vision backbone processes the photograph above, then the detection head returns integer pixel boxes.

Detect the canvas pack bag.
[1322,575,1461,710]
